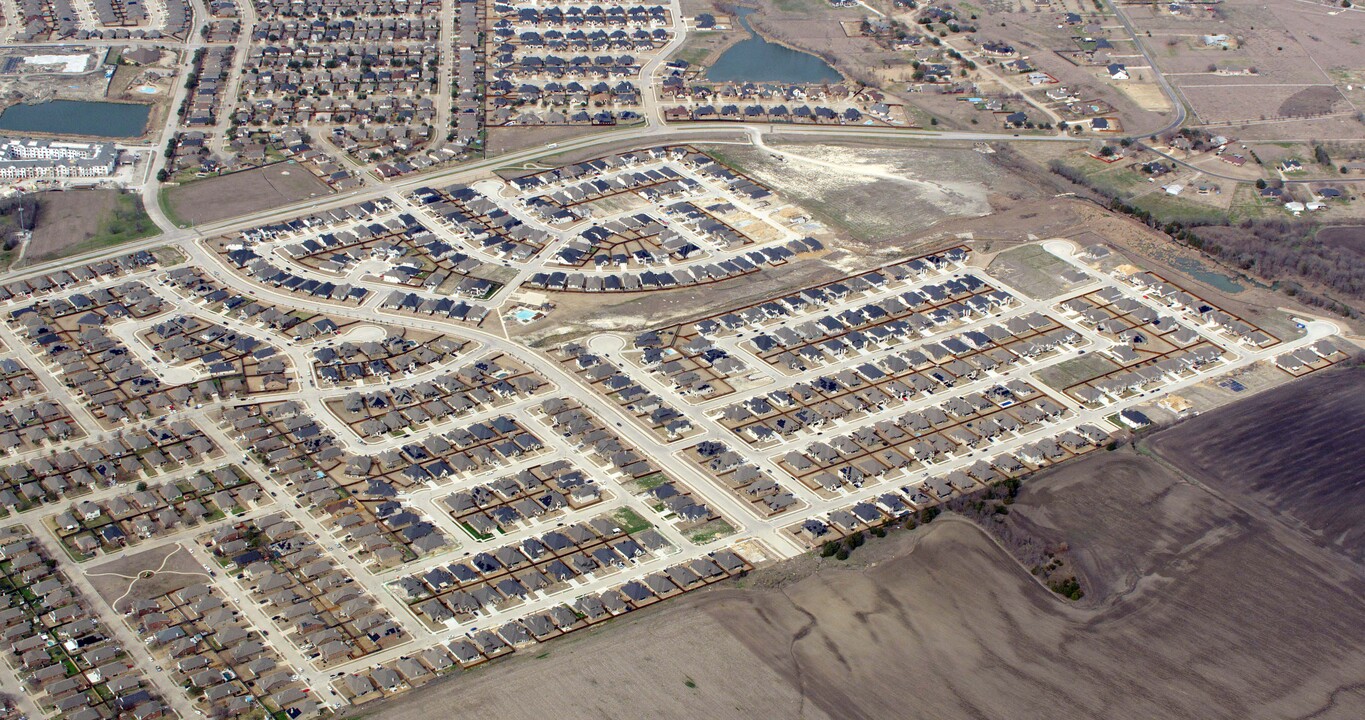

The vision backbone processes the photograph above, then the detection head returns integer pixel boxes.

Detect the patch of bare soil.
[165,163,331,226]
[703,141,997,245]
[356,586,826,720]
[86,544,209,612]
[1148,364,1365,564]
[27,189,121,257]
[1278,86,1348,118]
[484,125,612,157]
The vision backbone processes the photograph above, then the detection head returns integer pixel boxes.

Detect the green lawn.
[1129,193,1230,226]
[612,507,652,535]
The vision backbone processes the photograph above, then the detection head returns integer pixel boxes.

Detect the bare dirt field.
[1148,364,1365,564]
[484,125,610,158]
[28,189,157,261]
[360,434,1365,720]
[86,543,208,612]
[701,140,997,244]
[164,162,331,226]
[28,189,120,257]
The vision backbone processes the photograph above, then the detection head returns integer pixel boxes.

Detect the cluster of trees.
[1046,159,1361,317]
[0,196,39,231]
[817,507,940,561]
[946,478,1084,601]
[1193,221,1363,316]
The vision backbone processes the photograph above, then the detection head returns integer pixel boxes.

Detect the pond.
[0,100,151,138]
[1170,256,1244,294]
[706,7,842,84]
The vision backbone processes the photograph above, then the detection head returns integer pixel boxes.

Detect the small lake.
[1170,256,1244,294]
[706,7,842,84]
[0,100,151,138]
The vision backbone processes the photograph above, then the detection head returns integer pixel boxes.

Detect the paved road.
[1106,0,1187,138]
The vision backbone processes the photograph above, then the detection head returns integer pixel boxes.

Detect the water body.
[1170,256,1244,294]
[0,100,151,138]
[706,8,842,84]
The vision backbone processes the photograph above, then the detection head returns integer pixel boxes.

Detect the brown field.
[484,125,610,158]
[28,189,122,257]
[360,384,1365,720]
[1149,364,1365,564]
[86,544,209,612]
[164,162,331,226]
[1128,0,1362,127]
[27,189,157,261]
[1182,84,1351,125]
[1316,225,1365,257]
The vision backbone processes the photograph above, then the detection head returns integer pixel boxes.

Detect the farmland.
[351,439,1365,720]
[1149,363,1365,563]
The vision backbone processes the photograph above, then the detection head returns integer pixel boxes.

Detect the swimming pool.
[512,309,538,323]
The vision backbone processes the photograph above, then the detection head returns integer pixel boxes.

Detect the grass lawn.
[688,519,735,544]
[612,507,652,534]
[1129,193,1230,226]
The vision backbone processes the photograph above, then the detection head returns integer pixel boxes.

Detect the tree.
[1255,178,1267,189]
[155,169,169,182]
[1314,143,1332,166]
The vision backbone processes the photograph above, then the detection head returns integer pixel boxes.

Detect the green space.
[1128,193,1230,226]
[611,507,652,535]
[634,473,667,491]
[688,519,735,544]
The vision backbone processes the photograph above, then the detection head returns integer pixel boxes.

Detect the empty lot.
[164,163,331,226]
[28,189,157,261]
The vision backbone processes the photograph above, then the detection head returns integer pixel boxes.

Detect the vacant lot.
[701,140,996,247]
[29,189,158,261]
[986,244,1087,300]
[164,162,331,226]
[361,419,1365,720]
[86,544,208,612]
[1149,364,1365,563]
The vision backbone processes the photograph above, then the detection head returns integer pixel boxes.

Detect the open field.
[358,429,1365,720]
[1125,0,1363,127]
[86,544,209,612]
[700,140,997,246]
[28,189,158,261]
[986,243,1087,299]
[163,162,332,226]
[1148,364,1365,564]
[484,125,610,158]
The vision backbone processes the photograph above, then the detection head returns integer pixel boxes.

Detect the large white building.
[0,138,118,180]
